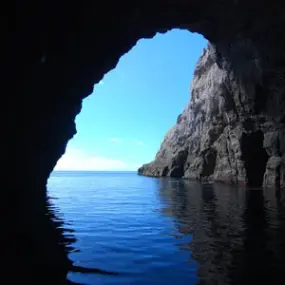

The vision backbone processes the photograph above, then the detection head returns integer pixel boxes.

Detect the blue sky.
[55,29,207,171]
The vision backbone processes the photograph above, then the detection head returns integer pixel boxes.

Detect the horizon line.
[52,170,138,172]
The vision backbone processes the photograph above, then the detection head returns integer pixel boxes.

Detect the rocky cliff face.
[139,41,285,188]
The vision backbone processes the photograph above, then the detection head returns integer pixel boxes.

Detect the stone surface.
[3,0,285,282]
[4,1,285,193]
[139,42,285,188]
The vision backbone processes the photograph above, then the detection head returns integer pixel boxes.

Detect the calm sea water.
[47,171,285,285]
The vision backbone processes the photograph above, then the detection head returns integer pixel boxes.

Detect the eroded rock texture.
[139,41,285,188]
[3,0,285,282]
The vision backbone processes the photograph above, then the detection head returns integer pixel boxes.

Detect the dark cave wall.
[3,0,285,195]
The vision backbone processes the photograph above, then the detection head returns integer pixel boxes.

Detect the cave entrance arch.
[5,1,284,192]
[4,2,285,284]
[54,29,206,172]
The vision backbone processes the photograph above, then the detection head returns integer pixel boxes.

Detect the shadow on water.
[157,179,285,285]
[4,187,118,285]
[5,178,285,285]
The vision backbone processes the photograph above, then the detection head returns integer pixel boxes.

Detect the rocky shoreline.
[138,43,285,189]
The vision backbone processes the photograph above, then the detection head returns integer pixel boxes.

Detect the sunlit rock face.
[139,38,285,188]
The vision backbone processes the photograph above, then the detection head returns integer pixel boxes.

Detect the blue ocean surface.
[47,171,285,285]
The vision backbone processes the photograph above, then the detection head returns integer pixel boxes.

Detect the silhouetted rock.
[3,1,285,283]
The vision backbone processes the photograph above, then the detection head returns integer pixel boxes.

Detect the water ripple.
[47,171,285,285]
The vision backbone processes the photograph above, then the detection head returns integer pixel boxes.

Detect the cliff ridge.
[138,42,285,188]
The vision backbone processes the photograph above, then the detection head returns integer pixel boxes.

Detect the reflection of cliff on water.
[4,187,117,285]
[158,179,285,285]
[3,186,76,284]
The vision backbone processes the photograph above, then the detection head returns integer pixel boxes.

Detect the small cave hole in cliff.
[241,130,269,187]
[54,29,206,173]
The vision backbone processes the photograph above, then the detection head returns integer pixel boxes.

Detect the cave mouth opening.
[54,29,207,173]
[241,130,269,188]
